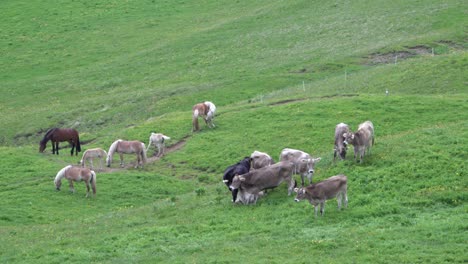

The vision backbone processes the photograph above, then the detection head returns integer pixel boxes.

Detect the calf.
[334,123,350,161]
[279,148,321,186]
[222,157,251,202]
[294,175,348,217]
[344,121,374,163]
[250,150,274,170]
[229,161,295,204]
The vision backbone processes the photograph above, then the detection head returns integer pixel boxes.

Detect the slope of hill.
[0,0,466,263]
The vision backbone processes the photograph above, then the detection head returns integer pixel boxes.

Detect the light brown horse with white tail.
[80,148,107,171]
[192,101,216,132]
[54,165,96,197]
[106,139,147,168]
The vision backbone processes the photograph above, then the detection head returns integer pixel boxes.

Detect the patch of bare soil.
[365,50,413,65]
[364,44,439,65]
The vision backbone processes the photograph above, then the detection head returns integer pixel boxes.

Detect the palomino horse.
[192,101,216,132]
[80,148,108,171]
[54,165,96,197]
[39,128,81,156]
[146,132,171,157]
[106,139,147,168]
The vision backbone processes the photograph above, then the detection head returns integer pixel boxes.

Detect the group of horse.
[40,101,216,198]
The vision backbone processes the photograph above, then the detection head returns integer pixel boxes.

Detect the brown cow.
[229,161,295,204]
[343,121,374,163]
[279,148,321,186]
[334,123,350,161]
[294,175,348,217]
[250,150,274,170]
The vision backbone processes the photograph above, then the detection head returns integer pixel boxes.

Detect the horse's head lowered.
[39,142,46,153]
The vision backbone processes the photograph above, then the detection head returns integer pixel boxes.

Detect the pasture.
[1,0,467,263]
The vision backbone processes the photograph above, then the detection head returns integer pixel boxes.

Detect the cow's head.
[299,157,321,175]
[229,175,244,191]
[294,187,307,202]
[343,132,355,145]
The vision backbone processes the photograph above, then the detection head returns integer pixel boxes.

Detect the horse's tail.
[75,132,81,152]
[192,109,200,131]
[146,134,153,152]
[141,143,147,164]
[90,170,97,195]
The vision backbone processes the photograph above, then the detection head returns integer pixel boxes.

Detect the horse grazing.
[106,139,147,168]
[54,165,96,197]
[80,148,108,171]
[39,128,81,156]
[146,132,171,157]
[192,101,216,132]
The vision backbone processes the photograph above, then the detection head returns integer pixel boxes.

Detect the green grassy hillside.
[1,0,467,263]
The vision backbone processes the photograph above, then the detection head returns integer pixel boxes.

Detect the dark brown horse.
[39,128,81,156]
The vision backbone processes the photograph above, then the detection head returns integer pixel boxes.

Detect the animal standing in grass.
[294,174,348,217]
[222,157,252,203]
[39,128,81,156]
[334,123,350,161]
[80,148,107,171]
[146,132,171,157]
[192,101,216,132]
[54,165,96,197]
[343,120,375,163]
[106,139,147,168]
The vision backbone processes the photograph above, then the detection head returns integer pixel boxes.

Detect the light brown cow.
[279,148,321,186]
[334,123,350,161]
[343,120,374,163]
[294,175,348,217]
[250,150,274,170]
[229,161,295,204]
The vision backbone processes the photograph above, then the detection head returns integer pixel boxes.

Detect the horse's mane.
[54,165,72,184]
[40,128,57,144]
[108,139,122,155]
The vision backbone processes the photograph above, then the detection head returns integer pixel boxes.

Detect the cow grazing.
[279,148,321,186]
[222,157,251,202]
[228,161,295,204]
[343,121,374,163]
[294,175,348,217]
[334,123,350,161]
[250,150,274,170]
[146,132,171,157]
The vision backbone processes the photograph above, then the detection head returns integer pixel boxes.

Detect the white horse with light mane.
[147,133,171,157]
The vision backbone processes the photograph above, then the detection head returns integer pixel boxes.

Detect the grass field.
[0,0,467,263]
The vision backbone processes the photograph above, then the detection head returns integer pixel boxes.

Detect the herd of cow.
[222,120,374,217]
[42,99,375,217]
